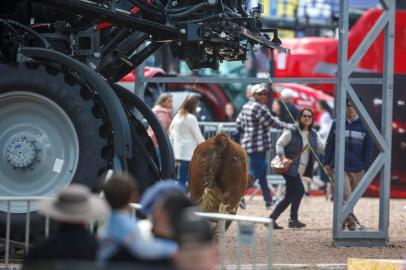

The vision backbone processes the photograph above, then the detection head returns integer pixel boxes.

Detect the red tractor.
[272,8,406,197]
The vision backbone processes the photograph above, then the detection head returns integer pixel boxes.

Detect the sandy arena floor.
[223,195,406,265]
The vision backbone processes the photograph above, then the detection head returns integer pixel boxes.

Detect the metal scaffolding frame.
[137,0,396,247]
[333,0,395,247]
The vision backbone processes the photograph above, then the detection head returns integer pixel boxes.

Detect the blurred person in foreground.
[324,100,372,230]
[268,108,324,229]
[172,208,218,270]
[170,96,205,187]
[236,83,290,210]
[138,181,194,241]
[98,174,177,263]
[24,184,110,264]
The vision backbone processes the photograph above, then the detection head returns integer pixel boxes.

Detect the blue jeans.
[270,174,305,221]
[177,160,190,187]
[248,152,272,203]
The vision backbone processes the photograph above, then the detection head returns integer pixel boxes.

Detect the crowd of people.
[23,175,217,270]
[147,83,372,231]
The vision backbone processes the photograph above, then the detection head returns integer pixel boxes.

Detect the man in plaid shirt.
[236,84,289,209]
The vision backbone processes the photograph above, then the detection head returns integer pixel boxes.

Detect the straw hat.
[37,184,110,224]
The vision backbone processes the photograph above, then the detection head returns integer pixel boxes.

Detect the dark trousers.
[319,154,329,184]
[270,174,305,221]
[176,160,190,187]
[248,152,272,203]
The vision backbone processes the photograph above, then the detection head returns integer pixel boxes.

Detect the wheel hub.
[6,137,39,169]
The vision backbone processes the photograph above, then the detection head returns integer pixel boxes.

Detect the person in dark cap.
[24,184,110,263]
[137,181,194,242]
[139,180,186,218]
[98,174,177,262]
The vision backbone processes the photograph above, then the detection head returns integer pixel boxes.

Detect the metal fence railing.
[199,122,238,140]
[196,212,273,270]
[130,203,273,270]
[0,197,51,268]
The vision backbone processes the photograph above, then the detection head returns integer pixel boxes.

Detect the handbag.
[271,144,309,175]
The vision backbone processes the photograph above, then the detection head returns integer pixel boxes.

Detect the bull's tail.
[211,132,230,190]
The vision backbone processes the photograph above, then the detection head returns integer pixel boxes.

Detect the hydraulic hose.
[167,6,189,14]
[0,19,26,46]
[237,0,249,17]
[6,20,51,49]
[169,2,209,19]
[153,0,168,18]
[175,14,223,24]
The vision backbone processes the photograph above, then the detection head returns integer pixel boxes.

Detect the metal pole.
[379,0,395,234]
[25,200,31,253]
[45,216,50,239]
[267,219,273,270]
[333,0,349,242]
[236,221,241,270]
[140,76,383,85]
[219,220,226,270]
[5,201,11,267]
[251,226,257,270]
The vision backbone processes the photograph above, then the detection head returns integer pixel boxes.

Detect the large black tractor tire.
[0,63,109,241]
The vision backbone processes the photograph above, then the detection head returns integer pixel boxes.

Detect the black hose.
[175,14,222,24]
[224,6,241,17]
[5,20,51,49]
[0,19,26,46]
[167,5,189,14]
[154,0,168,18]
[169,2,209,19]
[237,0,248,17]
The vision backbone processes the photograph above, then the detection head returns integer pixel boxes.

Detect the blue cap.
[139,180,186,216]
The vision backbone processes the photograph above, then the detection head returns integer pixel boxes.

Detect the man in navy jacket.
[324,100,372,230]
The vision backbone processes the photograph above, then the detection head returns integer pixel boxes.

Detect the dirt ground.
[223,195,406,265]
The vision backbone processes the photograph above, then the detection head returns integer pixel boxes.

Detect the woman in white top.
[268,108,324,230]
[170,96,205,187]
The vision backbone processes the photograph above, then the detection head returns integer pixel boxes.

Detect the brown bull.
[189,132,248,225]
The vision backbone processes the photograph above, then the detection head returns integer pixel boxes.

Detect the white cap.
[251,83,268,94]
